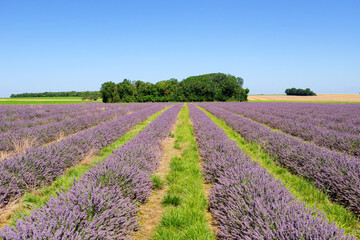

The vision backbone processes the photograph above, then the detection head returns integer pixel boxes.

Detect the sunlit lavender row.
[0,104,181,239]
[189,104,354,239]
[0,104,93,122]
[0,103,116,133]
[215,102,360,133]
[0,103,122,132]
[0,104,167,208]
[0,103,154,154]
[199,103,360,216]
[211,102,360,156]
[238,102,360,133]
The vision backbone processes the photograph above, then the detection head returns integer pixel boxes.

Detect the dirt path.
[132,119,182,240]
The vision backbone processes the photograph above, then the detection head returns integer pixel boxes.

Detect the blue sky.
[0,0,359,97]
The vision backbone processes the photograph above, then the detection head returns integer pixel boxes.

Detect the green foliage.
[151,174,165,190]
[100,73,249,103]
[100,81,116,103]
[181,75,215,101]
[81,94,98,101]
[162,194,182,206]
[10,91,100,98]
[285,87,316,96]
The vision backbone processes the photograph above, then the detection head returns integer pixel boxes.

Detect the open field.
[0,102,359,239]
[248,94,360,103]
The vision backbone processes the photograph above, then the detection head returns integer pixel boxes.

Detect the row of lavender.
[0,103,150,153]
[236,102,360,134]
[0,103,116,132]
[244,102,360,127]
[212,102,360,157]
[0,104,108,133]
[198,103,360,216]
[0,104,182,239]
[0,104,86,121]
[0,104,167,209]
[189,104,354,239]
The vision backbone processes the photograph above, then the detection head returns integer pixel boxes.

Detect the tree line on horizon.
[285,88,316,96]
[100,73,249,103]
[10,91,100,99]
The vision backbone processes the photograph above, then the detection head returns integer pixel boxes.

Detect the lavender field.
[0,102,359,239]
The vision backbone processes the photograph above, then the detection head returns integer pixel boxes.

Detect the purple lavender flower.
[189,104,354,239]
[0,104,182,239]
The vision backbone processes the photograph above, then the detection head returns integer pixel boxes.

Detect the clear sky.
[0,0,359,97]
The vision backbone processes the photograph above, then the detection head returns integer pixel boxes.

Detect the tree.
[11,91,100,98]
[181,75,216,101]
[113,84,120,102]
[285,87,316,96]
[156,78,179,101]
[99,73,249,103]
[100,82,116,103]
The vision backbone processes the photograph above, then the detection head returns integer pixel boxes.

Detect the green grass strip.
[8,107,170,225]
[198,106,360,237]
[153,104,214,240]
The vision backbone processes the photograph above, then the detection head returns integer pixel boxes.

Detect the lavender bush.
[0,104,167,208]
[0,103,112,134]
[0,104,182,239]
[227,102,360,134]
[0,103,153,153]
[211,102,360,156]
[189,104,354,239]
[198,103,360,216]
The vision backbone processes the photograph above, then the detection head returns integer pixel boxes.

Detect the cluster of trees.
[100,73,249,103]
[10,91,101,99]
[81,93,99,101]
[285,88,316,96]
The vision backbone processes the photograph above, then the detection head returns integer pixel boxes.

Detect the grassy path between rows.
[198,106,360,238]
[153,104,215,239]
[0,107,170,228]
[132,111,181,239]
